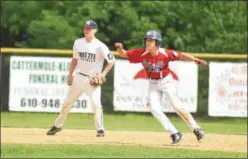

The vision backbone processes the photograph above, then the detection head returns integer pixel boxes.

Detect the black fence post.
[0,53,10,111]
[0,53,3,110]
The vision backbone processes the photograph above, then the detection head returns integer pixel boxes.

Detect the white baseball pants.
[148,74,200,135]
[54,73,104,131]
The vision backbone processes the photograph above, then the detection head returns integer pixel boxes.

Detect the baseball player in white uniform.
[47,20,115,137]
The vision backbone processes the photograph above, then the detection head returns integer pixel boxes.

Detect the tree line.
[1,1,247,53]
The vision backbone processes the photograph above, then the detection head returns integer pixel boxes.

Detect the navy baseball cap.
[84,20,98,29]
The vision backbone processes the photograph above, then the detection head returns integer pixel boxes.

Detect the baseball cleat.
[47,126,62,135]
[96,130,104,137]
[171,132,183,145]
[193,128,204,142]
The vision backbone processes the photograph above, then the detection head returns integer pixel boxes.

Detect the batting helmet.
[143,30,162,47]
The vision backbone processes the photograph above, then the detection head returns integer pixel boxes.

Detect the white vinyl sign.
[9,56,93,113]
[113,60,198,112]
[208,62,247,117]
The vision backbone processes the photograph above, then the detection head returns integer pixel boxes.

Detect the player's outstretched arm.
[115,43,128,58]
[181,53,208,66]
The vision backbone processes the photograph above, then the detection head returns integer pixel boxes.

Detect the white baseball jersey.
[73,37,115,75]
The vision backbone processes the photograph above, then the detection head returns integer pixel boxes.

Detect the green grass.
[1,144,247,158]
[1,112,247,135]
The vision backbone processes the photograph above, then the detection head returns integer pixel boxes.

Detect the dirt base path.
[1,128,247,153]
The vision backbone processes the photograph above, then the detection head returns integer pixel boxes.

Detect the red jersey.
[127,48,183,80]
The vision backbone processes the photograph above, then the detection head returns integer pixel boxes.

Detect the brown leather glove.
[89,74,106,87]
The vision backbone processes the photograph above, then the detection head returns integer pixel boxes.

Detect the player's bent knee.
[60,102,74,113]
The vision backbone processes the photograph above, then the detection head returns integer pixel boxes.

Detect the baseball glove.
[89,74,106,86]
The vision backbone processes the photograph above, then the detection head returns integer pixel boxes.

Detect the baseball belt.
[78,72,89,77]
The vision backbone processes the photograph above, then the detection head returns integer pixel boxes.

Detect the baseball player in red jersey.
[115,30,207,145]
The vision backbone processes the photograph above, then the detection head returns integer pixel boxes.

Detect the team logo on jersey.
[78,52,96,62]
[157,60,164,68]
[143,60,165,73]
[143,60,152,69]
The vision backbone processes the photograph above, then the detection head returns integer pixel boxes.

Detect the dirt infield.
[1,128,247,153]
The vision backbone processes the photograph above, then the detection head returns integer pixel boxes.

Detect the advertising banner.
[9,56,93,113]
[208,62,247,117]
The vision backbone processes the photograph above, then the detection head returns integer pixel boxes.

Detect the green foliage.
[1,1,246,53]
[16,10,77,48]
